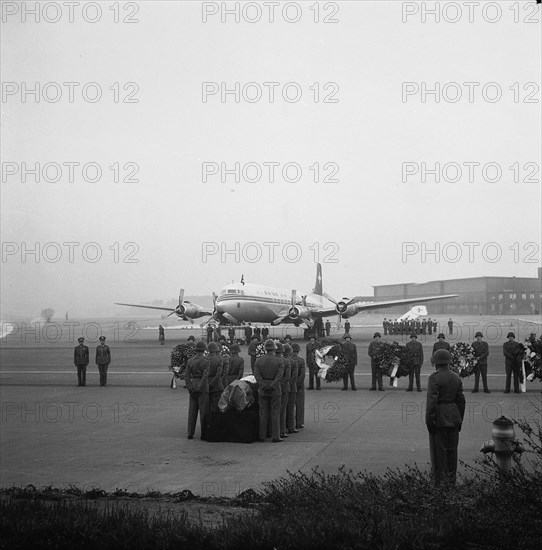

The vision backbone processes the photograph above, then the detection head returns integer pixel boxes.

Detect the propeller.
[167,288,186,317]
[200,291,219,327]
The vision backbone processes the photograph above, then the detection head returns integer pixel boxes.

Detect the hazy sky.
[1,1,541,317]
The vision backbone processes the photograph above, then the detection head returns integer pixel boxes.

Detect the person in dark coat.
[432,334,451,368]
[224,344,244,385]
[292,343,305,429]
[426,349,465,485]
[503,332,523,394]
[306,335,320,390]
[472,331,490,393]
[185,341,209,439]
[406,333,423,391]
[248,335,259,373]
[342,334,358,390]
[74,337,89,386]
[244,324,253,345]
[95,336,111,386]
[368,332,384,391]
[206,342,224,412]
[254,339,284,442]
[158,324,165,345]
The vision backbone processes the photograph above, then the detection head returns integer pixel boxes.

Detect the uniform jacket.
[432,341,451,353]
[95,344,111,365]
[306,342,319,368]
[185,353,210,393]
[344,321,351,332]
[224,355,244,385]
[279,355,291,393]
[286,355,298,393]
[368,340,382,363]
[248,341,259,358]
[472,340,489,365]
[426,367,465,428]
[343,341,358,368]
[208,354,224,392]
[503,340,523,368]
[294,354,306,390]
[406,340,424,366]
[254,353,284,396]
[74,345,89,366]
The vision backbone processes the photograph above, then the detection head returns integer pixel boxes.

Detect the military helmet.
[195,341,207,352]
[437,333,446,339]
[77,337,84,343]
[283,344,292,355]
[291,343,300,352]
[275,342,284,353]
[208,342,220,352]
[99,336,106,341]
[475,331,483,338]
[410,333,417,339]
[373,332,381,338]
[432,349,451,365]
[187,335,195,342]
[284,334,292,341]
[229,344,240,353]
[344,333,351,340]
[264,339,276,351]
[507,332,515,339]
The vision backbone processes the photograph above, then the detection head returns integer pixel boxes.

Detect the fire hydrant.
[481,416,524,472]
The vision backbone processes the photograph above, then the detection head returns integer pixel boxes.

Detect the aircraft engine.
[288,305,311,321]
[338,304,359,319]
[175,303,200,318]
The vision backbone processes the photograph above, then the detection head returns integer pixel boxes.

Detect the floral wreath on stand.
[220,344,231,358]
[373,341,412,387]
[170,343,196,381]
[449,342,478,377]
[310,339,350,383]
[523,334,542,382]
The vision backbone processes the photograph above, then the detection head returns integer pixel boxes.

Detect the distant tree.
[41,308,54,322]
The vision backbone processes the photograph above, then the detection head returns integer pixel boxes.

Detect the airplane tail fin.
[312,263,323,296]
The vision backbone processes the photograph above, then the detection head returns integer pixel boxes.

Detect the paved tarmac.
[1,315,540,497]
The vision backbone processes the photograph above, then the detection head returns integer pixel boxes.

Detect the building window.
[509,293,516,300]
[522,294,526,300]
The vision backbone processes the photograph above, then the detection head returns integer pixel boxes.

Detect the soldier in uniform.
[306,335,320,390]
[254,339,284,442]
[279,343,293,438]
[383,318,388,336]
[158,324,165,345]
[447,318,454,335]
[325,320,331,337]
[228,325,236,344]
[73,337,89,386]
[426,349,465,485]
[432,333,451,368]
[422,318,427,335]
[95,336,111,386]
[206,324,214,344]
[342,333,358,390]
[254,326,261,341]
[472,331,490,393]
[262,326,269,340]
[503,332,522,394]
[185,341,209,439]
[285,344,299,434]
[427,318,433,335]
[244,324,253,345]
[292,343,305,429]
[406,333,424,391]
[206,342,224,412]
[368,332,384,391]
[248,335,260,373]
[224,344,244,385]
[344,320,351,335]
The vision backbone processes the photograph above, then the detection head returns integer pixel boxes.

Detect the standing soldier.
[432,319,438,335]
[254,326,261,341]
[342,334,358,390]
[185,341,209,440]
[285,344,299,434]
[262,326,269,340]
[158,324,165,345]
[206,342,224,412]
[426,349,465,486]
[432,333,451,368]
[422,318,427,336]
[206,324,214,344]
[292,343,305,429]
[427,318,433,335]
[228,325,236,345]
[95,336,111,386]
[254,339,284,442]
[244,324,253,345]
[503,332,522,394]
[368,332,384,391]
[383,318,388,336]
[472,331,490,393]
[278,343,292,439]
[224,344,244,385]
[306,335,320,390]
[248,335,260,373]
[73,337,89,386]
[325,320,331,337]
[448,318,454,335]
[406,333,424,392]
[344,320,351,335]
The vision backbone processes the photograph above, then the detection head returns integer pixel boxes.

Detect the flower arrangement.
[449,342,478,377]
[255,342,266,358]
[373,341,412,379]
[170,343,196,380]
[523,334,542,382]
[220,344,231,358]
[310,339,350,383]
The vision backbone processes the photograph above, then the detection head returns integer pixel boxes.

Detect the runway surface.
[1,315,540,496]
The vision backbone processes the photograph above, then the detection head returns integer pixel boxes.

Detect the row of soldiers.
[383,317,454,336]
[73,336,111,386]
[185,339,306,442]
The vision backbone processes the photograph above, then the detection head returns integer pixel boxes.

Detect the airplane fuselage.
[215,282,332,324]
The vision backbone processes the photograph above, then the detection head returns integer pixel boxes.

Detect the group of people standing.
[73,336,111,386]
[184,336,306,443]
[382,317,454,336]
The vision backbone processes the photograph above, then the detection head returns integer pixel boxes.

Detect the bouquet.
[255,342,266,358]
[523,334,542,382]
[170,343,196,381]
[220,344,231,358]
[449,342,477,377]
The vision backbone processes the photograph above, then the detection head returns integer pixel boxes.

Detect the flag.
[241,274,245,285]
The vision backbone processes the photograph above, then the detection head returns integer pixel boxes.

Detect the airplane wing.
[313,294,459,317]
[114,302,177,313]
